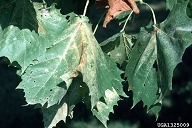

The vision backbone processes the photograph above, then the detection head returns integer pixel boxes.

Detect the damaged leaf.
[96,0,140,27]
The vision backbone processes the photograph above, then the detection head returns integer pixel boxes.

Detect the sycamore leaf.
[157,0,192,101]
[73,17,127,108]
[16,8,83,107]
[0,1,51,73]
[15,2,127,127]
[96,0,139,27]
[125,24,160,117]
[100,31,134,65]
[0,26,44,73]
[125,0,192,118]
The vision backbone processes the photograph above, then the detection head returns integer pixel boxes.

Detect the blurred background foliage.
[0,0,192,128]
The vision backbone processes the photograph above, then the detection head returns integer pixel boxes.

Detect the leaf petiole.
[121,11,134,32]
[140,1,157,25]
[93,9,108,34]
[83,0,89,16]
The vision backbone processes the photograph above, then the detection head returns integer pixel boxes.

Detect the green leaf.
[125,0,192,118]
[100,31,134,66]
[125,24,160,115]
[69,18,127,108]
[16,13,83,107]
[0,26,44,72]
[16,3,126,123]
[0,0,47,74]
[157,0,192,101]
